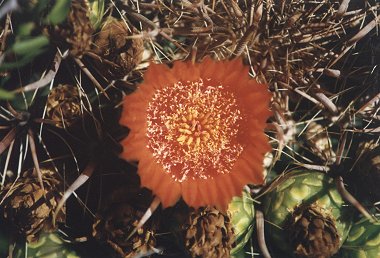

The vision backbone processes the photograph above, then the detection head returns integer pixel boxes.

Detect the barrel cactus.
[228,189,255,256]
[262,170,353,257]
[339,216,380,258]
[19,232,80,258]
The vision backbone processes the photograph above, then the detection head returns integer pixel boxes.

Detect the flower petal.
[182,179,200,208]
[120,133,148,161]
[139,157,181,208]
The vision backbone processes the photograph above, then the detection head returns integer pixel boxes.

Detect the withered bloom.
[120,57,271,209]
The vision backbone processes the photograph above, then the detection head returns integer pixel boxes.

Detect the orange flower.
[120,57,272,210]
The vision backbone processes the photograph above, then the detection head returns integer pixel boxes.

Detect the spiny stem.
[337,0,351,17]
[74,57,110,99]
[335,177,377,223]
[127,196,161,240]
[1,139,14,189]
[347,14,380,46]
[28,129,45,194]
[53,161,96,226]
[357,93,380,114]
[256,209,272,258]
[0,127,17,155]
[13,52,62,93]
[232,24,257,57]
[312,88,338,115]
[0,14,11,55]
[335,131,347,166]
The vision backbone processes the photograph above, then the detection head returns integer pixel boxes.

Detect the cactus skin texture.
[262,170,353,256]
[25,232,80,258]
[228,189,255,255]
[339,217,380,258]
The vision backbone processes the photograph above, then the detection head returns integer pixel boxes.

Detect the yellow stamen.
[177,135,188,144]
[187,136,194,145]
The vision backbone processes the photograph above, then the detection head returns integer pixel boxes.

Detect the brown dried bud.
[46,84,83,128]
[305,122,336,165]
[0,167,64,242]
[92,202,156,258]
[288,203,340,258]
[92,182,158,258]
[91,18,144,79]
[48,0,93,57]
[185,206,235,258]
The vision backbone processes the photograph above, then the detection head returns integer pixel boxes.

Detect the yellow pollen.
[177,135,187,143]
[187,136,193,145]
[146,79,245,182]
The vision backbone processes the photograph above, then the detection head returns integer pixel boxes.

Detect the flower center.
[146,79,245,182]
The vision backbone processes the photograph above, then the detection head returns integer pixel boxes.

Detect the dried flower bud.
[92,202,157,258]
[46,84,83,128]
[48,0,93,57]
[288,203,340,258]
[91,18,144,79]
[0,167,64,242]
[185,206,235,258]
[305,122,336,165]
[92,183,158,258]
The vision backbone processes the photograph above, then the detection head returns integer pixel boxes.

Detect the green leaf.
[0,88,15,100]
[45,0,71,25]
[231,247,247,258]
[9,89,35,111]
[0,48,47,71]
[17,22,36,37]
[12,36,49,56]
[231,224,254,255]
[89,0,105,30]
[35,0,50,13]
[0,230,9,257]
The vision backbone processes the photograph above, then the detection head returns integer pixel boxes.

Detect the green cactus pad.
[339,216,380,258]
[23,232,80,258]
[262,170,353,255]
[229,189,255,255]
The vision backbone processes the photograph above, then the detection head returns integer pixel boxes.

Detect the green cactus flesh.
[24,232,80,258]
[339,217,380,258]
[262,170,353,255]
[229,189,255,255]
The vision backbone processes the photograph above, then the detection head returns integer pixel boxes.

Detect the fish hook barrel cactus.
[119,57,272,210]
[262,170,354,257]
